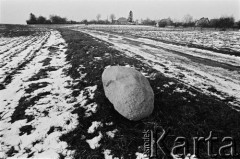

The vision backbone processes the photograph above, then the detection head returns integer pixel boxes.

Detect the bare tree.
[183,14,193,24]
[182,14,195,27]
[110,14,116,23]
[135,19,139,25]
[96,14,101,21]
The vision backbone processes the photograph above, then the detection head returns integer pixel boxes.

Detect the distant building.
[195,17,210,27]
[115,17,128,25]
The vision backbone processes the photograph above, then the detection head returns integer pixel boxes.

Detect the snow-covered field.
[74,25,240,54]
[0,29,99,158]
[0,30,71,158]
[1,25,240,159]
[0,31,49,84]
[72,26,240,109]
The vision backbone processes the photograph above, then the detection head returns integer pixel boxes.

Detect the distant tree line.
[155,15,240,29]
[26,13,79,24]
[80,14,240,29]
[208,17,236,29]
[26,12,240,29]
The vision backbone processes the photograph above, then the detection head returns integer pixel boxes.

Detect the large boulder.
[102,66,154,121]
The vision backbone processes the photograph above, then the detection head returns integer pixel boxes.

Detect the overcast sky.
[0,0,239,24]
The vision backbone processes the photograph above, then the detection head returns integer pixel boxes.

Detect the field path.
[75,29,240,108]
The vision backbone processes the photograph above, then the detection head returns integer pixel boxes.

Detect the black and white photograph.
[0,0,240,158]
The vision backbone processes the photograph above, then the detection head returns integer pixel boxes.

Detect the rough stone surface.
[102,66,154,121]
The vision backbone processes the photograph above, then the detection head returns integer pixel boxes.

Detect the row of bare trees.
[80,14,116,25]
[94,14,115,23]
[93,11,132,24]
[96,14,116,23]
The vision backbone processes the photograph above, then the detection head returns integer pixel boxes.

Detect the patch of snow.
[135,152,149,159]
[171,153,198,159]
[33,149,60,159]
[88,121,103,134]
[174,87,187,93]
[94,56,102,60]
[163,84,169,87]
[86,132,103,149]
[125,64,131,67]
[189,91,197,96]
[86,85,98,99]
[0,151,7,159]
[103,149,114,159]
[106,122,114,126]
[106,129,118,138]
[84,102,98,117]
[103,149,120,159]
